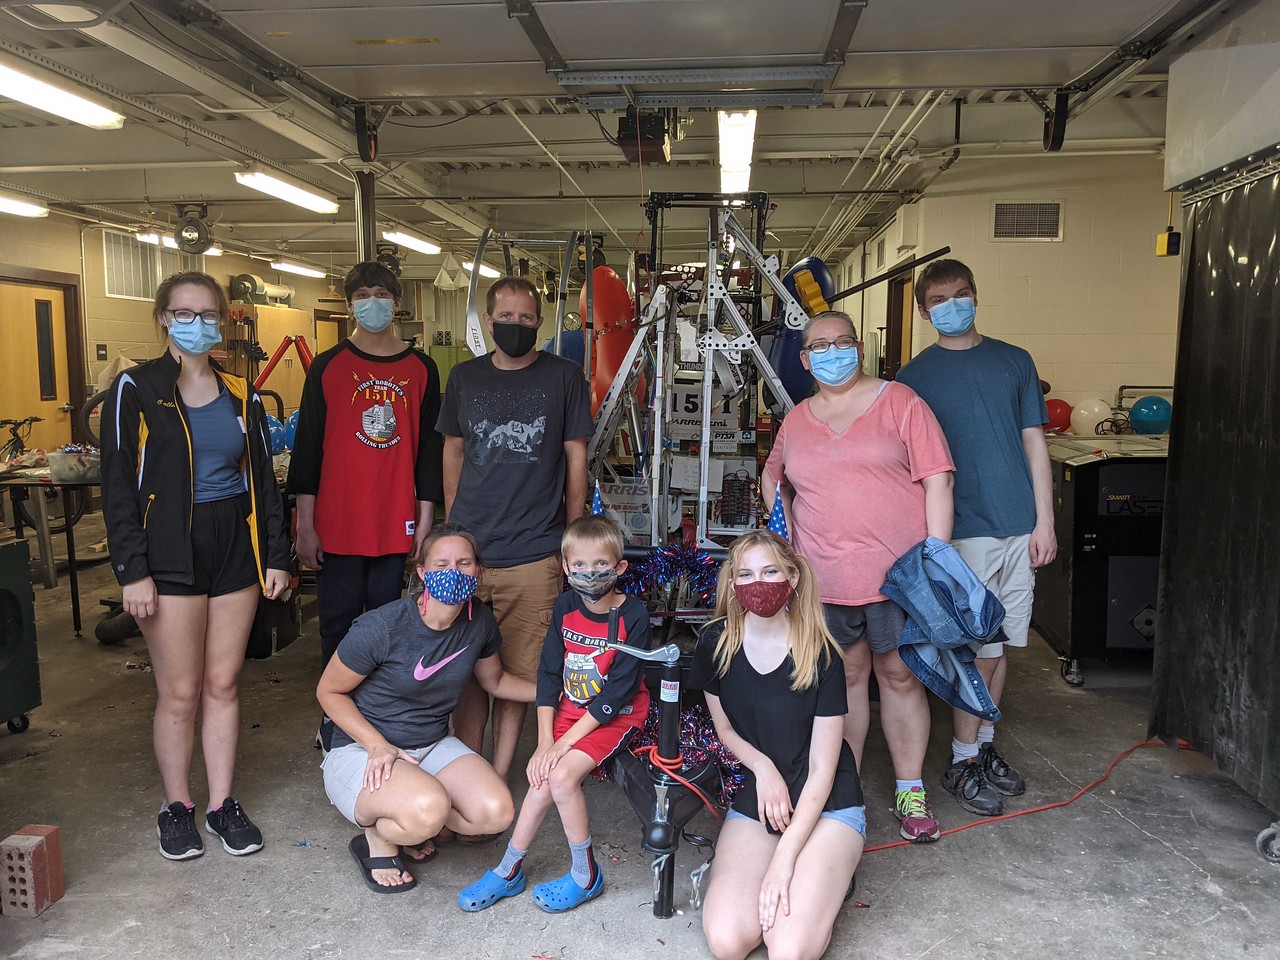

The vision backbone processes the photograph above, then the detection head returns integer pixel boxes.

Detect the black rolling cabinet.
[1031,436,1168,682]
[0,539,40,733]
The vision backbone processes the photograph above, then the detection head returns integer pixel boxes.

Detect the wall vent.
[875,237,886,268]
[103,230,203,300]
[991,200,1063,241]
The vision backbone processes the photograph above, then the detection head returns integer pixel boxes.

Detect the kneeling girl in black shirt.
[692,530,864,960]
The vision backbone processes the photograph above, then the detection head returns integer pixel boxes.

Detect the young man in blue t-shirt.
[896,259,1058,818]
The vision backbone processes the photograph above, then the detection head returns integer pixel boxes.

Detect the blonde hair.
[709,530,839,690]
[803,309,859,343]
[561,514,625,562]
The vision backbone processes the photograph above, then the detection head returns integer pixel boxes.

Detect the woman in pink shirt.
[763,310,955,843]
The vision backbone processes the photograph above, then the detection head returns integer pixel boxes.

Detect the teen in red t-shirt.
[287,261,444,750]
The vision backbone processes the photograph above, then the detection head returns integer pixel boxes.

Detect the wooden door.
[253,305,314,417]
[0,282,72,451]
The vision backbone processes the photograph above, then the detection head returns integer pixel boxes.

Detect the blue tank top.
[186,388,247,503]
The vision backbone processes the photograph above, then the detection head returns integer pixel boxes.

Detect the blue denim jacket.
[881,537,1004,722]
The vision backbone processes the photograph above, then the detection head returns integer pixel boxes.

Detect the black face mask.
[491,321,538,358]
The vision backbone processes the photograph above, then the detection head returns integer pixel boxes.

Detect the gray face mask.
[566,567,619,602]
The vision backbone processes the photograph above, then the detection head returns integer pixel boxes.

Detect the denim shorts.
[725,804,867,839]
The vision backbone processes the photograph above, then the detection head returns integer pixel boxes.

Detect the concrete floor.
[2,519,1278,960]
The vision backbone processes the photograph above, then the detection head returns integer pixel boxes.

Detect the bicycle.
[0,416,89,534]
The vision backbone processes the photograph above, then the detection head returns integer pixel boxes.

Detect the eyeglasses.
[492,311,540,327]
[803,336,856,354]
[165,308,222,326]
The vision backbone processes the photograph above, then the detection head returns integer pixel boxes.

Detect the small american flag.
[592,481,606,516]
[766,486,789,540]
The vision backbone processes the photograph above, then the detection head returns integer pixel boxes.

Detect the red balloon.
[582,266,644,415]
[1045,397,1072,432]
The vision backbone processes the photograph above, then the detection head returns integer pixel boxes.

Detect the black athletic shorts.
[154,493,259,597]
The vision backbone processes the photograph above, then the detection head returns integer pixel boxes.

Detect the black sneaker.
[979,743,1026,796]
[205,797,264,856]
[942,759,1004,817]
[157,801,204,861]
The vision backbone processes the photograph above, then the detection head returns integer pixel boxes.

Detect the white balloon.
[1070,398,1113,436]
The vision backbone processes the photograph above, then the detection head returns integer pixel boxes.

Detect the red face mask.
[733,579,795,618]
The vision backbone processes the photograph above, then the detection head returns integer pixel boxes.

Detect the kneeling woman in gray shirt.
[317,522,535,893]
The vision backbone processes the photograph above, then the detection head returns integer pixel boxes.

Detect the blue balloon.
[1130,395,1172,434]
[543,328,585,366]
[265,415,287,454]
[284,409,301,450]
[766,326,814,407]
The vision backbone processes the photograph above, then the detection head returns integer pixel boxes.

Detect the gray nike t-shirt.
[331,596,501,750]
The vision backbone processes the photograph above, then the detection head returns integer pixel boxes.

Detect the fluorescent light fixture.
[463,261,501,279]
[0,59,125,130]
[234,166,340,214]
[382,229,441,256]
[136,231,160,245]
[271,260,326,279]
[0,189,49,218]
[717,109,756,194]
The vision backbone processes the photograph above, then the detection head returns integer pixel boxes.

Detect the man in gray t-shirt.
[898,258,1058,820]
[437,276,593,781]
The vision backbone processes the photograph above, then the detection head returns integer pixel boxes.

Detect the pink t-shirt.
[764,381,954,605]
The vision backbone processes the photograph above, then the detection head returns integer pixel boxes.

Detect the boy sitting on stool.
[459,514,652,913]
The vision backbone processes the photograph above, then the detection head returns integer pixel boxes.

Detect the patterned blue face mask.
[420,567,478,606]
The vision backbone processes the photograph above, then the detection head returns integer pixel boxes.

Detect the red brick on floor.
[2,824,65,917]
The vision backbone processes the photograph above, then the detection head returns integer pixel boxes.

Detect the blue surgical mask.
[353,296,395,333]
[928,297,976,336]
[167,321,222,356]
[420,567,478,606]
[808,344,860,386]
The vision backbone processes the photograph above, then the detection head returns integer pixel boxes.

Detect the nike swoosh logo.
[414,647,466,682]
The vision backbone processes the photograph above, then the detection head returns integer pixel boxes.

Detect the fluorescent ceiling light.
[0,59,125,130]
[382,229,441,256]
[136,231,160,245]
[463,261,501,279]
[271,260,326,279]
[234,166,340,214]
[717,109,756,195]
[0,190,49,218]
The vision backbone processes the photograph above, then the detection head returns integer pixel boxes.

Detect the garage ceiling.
[0,0,1232,275]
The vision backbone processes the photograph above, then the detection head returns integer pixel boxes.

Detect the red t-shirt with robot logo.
[286,341,444,557]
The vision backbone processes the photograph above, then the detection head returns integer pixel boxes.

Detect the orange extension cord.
[630,737,1194,846]
[863,737,1193,853]
[632,744,726,820]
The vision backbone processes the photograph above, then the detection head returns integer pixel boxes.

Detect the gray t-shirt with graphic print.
[332,596,501,750]
[437,351,593,568]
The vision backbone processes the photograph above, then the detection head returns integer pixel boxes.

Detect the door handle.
[60,403,75,413]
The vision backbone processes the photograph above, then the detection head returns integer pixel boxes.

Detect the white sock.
[977,725,995,746]
[952,738,980,765]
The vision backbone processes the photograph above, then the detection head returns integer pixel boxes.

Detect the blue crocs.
[457,869,526,912]
[531,869,605,913]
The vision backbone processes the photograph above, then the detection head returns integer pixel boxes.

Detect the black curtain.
[1151,174,1280,811]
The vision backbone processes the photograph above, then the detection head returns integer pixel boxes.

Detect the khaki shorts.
[952,534,1034,658]
[477,553,563,683]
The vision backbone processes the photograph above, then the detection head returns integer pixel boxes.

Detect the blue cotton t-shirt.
[896,337,1047,539]
[186,388,247,503]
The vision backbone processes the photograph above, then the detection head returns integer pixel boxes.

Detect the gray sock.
[494,841,527,880]
[569,836,596,889]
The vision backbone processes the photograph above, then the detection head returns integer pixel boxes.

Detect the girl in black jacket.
[101,271,289,862]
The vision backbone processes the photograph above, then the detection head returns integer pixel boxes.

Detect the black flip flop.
[348,834,416,894]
